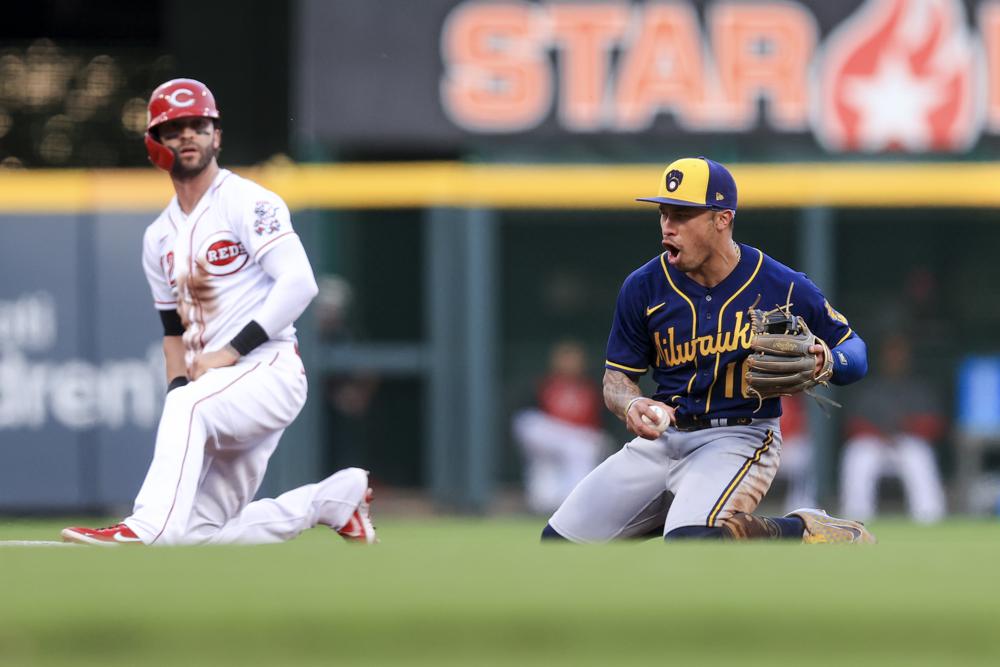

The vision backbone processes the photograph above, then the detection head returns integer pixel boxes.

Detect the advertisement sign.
[298,0,1000,156]
[0,213,162,510]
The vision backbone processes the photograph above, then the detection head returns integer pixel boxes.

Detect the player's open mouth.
[662,241,680,260]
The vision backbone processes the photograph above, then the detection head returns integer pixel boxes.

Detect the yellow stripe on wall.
[3,161,1000,212]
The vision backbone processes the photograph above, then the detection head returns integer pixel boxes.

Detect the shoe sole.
[350,488,378,545]
[337,481,379,544]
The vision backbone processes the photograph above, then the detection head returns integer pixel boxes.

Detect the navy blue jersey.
[605,244,860,420]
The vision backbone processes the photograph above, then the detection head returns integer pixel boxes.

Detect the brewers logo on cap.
[636,156,738,211]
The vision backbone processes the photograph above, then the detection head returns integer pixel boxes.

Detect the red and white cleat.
[336,488,378,544]
[61,523,144,546]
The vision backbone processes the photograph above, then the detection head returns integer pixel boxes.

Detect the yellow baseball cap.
[636,156,738,210]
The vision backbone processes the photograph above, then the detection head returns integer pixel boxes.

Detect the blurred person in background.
[775,394,817,513]
[840,334,947,523]
[513,340,610,514]
[314,274,381,472]
[315,276,380,415]
[62,79,376,546]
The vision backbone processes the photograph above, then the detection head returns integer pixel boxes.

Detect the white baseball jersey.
[124,168,368,546]
[141,169,297,367]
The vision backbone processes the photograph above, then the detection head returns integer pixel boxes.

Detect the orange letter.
[982,2,1000,131]
[441,2,551,132]
[614,3,707,130]
[710,2,817,130]
[549,3,629,130]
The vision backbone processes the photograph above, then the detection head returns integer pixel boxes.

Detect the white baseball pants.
[840,433,946,523]
[513,408,607,514]
[549,418,781,542]
[775,434,817,513]
[124,341,367,545]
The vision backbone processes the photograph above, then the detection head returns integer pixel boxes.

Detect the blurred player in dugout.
[513,341,611,514]
[840,334,947,523]
[776,394,818,512]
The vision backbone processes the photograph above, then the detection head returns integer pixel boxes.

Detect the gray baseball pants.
[548,418,781,542]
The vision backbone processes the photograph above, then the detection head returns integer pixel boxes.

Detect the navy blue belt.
[673,415,753,432]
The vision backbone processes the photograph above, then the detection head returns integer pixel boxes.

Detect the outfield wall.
[1,162,997,512]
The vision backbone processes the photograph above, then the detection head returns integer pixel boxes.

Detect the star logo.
[842,56,941,152]
[814,0,979,153]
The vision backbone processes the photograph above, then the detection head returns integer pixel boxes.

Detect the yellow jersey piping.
[661,252,699,395]
[606,360,647,374]
[707,429,773,527]
[704,249,764,414]
[835,328,853,347]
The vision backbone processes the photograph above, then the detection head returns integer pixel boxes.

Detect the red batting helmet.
[144,78,221,171]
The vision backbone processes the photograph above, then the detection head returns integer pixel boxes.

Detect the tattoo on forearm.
[603,370,641,421]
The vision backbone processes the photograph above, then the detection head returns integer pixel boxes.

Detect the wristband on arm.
[624,396,643,419]
[167,376,188,392]
[229,320,269,356]
[159,309,185,336]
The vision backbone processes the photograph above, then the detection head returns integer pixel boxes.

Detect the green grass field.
[1,517,998,666]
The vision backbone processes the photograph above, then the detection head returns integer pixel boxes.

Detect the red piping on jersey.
[253,231,296,261]
[268,352,279,366]
[149,362,263,545]
[210,171,232,194]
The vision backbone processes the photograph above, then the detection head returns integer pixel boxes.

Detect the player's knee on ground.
[664,525,724,540]
[173,529,218,546]
[150,525,201,546]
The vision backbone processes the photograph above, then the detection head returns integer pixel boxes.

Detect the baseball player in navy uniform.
[62,79,376,545]
[543,157,875,544]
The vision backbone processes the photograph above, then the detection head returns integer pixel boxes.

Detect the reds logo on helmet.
[144,78,221,171]
[165,88,197,108]
[197,232,248,277]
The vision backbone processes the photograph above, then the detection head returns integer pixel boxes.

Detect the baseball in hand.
[640,405,669,434]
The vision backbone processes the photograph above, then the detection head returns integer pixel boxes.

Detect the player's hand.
[808,343,827,377]
[190,346,240,380]
[625,398,675,440]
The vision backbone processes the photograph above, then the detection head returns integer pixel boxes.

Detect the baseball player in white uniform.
[62,78,376,546]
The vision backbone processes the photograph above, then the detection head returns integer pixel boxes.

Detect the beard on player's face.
[171,142,220,180]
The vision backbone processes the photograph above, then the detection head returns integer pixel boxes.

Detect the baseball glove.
[744,296,836,409]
